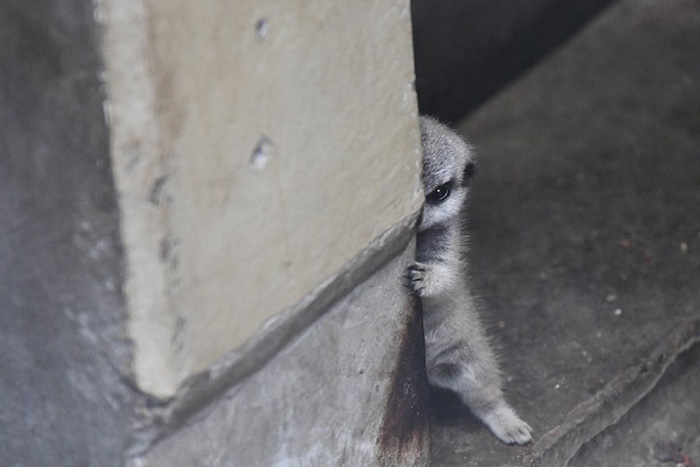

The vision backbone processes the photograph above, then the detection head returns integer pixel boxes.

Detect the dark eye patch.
[427,181,453,204]
[463,162,476,187]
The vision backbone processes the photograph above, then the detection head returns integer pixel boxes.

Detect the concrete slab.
[568,343,700,467]
[431,0,700,465]
[140,242,430,467]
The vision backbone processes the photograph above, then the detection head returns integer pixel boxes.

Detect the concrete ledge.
[128,211,422,455]
[137,235,430,466]
[569,341,700,466]
[526,320,700,467]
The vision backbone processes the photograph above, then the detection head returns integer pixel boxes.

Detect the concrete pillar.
[1,0,428,465]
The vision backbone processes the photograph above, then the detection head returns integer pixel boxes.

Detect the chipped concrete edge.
[520,319,700,467]
[94,0,180,399]
[125,209,422,457]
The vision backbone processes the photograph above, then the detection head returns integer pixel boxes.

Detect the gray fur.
[405,116,533,445]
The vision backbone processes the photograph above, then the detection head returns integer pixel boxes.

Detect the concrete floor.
[430,0,700,465]
[569,344,700,467]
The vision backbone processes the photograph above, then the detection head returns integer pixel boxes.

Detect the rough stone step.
[568,343,700,467]
[430,0,700,465]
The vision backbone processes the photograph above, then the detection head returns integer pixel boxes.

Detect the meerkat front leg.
[404,261,457,298]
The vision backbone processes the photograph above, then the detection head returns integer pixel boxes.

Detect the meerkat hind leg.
[429,361,533,445]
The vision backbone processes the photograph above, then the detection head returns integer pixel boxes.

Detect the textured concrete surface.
[129,213,420,455]
[99,0,423,397]
[431,0,700,465]
[569,343,700,467]
[411,0,616,123]
[0,1,135,465]
[140,243,430,467]
[2,0,428,464]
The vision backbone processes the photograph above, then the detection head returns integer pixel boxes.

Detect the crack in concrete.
[522,319,700,467]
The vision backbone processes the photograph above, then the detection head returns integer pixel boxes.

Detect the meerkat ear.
[463,162,477,187]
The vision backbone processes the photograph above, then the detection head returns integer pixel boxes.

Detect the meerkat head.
[418,116,476,232]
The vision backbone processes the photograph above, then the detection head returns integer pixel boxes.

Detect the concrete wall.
[1,0,427,464]
[0,1,135,464]
[99,0,424,398]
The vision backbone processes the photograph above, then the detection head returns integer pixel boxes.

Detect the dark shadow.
[411,0,618,123]
[430,386,483,433]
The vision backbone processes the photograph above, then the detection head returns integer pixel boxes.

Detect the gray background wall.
[412,0,617,122]
[0,1,135,465]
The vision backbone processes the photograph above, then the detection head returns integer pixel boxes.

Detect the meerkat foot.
[479,404,533,445]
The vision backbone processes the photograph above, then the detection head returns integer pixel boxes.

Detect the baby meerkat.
[404,116,532,445]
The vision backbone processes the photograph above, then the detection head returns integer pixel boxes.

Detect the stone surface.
[430,0,700,465]
[0,1,135,465]
[98,0,423,397]
[140,243,430,467]
[2,0,428,464]
[568,343,700,467]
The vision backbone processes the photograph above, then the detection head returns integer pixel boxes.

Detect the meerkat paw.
[480,404,533,445]
[404,263,428,296]
[403,262,454,297]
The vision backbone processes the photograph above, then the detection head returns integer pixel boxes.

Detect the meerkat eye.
[427,183,451,204]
